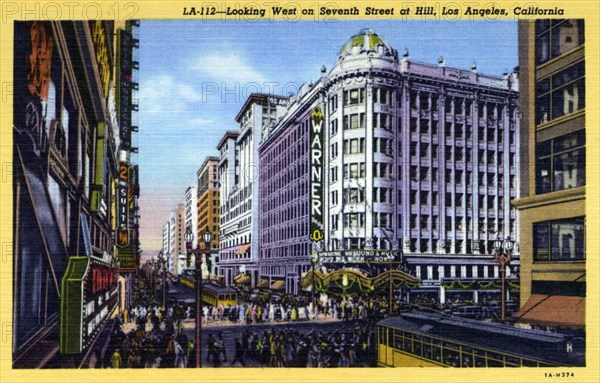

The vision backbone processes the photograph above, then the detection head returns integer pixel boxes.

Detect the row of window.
[260,243,310,259]
[330,137,515,163]
[328,113,516,142]
[536,61,585,125]
[536,19,584,65]
[536,130,585,194]
[533,217,585,261]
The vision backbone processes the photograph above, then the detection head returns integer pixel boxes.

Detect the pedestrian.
[186,339,195,367]
[174,340,186,367]
[217,333,227,362]
[231,338,247,366]
[111,348,122,369]
[207,334,215,363]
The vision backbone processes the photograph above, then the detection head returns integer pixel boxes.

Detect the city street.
[123,280,378,368]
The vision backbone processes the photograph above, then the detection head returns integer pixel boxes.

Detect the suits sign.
[116,162,129,248]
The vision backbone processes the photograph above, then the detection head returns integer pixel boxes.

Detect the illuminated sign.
[92,21,111,98]
[117,249,135,271]
[116,162,129,247]
[116,28,133,149]
[90,122,106,212]
[60,256,118,354]
[309,106,324,242]
[319,250,399,264]
[27,21,53,99]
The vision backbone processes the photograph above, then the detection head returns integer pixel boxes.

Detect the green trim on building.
[59,256,89,354]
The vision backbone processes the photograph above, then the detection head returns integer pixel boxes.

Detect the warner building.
[258,29,520,302]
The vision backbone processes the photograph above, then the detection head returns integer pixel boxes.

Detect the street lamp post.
[158,251,166,309]
[183,229,197,366]
[196,229,212,368]
[153,259,158,301]
[311,248,316,318]
[493,236,513,320]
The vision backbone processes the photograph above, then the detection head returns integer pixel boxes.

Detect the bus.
[377,311,584,367]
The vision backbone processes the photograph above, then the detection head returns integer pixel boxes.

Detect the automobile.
[451,305,484,320]
[483,301,517,318]
[249,289,270,303]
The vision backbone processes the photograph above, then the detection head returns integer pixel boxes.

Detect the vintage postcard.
[0,0,598,382]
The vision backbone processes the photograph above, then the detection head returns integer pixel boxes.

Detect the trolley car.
[202,282,238,307]
[377,311,584,367]
[178,273,238,307]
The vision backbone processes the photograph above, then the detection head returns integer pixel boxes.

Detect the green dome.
[337,29,398,61]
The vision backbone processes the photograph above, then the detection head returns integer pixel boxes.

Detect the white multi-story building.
[162,221,171,266]
[257,29,520,302]
[164,203,185,275]
[217,94,288,286]
[184,186,198,249]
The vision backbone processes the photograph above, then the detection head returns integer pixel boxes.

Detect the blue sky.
[137,19,518,254]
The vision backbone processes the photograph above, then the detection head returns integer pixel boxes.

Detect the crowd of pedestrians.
[101,277,400,368]
[103,285,196,368]
[219,324,376,367]
[198,291,394,326]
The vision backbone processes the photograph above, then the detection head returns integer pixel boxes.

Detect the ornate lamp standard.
[183,228,196,365]
[311,248,316,318]
[493,235,513,320]
[152,259,158,300]
[185,226,194,268]
[157,251,167,309]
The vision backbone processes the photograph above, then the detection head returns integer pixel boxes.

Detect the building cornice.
[512,187,585,210]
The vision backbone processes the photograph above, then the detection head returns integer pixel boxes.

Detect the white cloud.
[190,52,267,84]
[139,74,204,115]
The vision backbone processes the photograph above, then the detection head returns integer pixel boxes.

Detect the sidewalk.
[121,314,342,333]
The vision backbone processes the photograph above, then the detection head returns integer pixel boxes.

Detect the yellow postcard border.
[0,0,599,382]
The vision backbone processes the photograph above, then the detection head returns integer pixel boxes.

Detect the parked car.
[451,305,484,320]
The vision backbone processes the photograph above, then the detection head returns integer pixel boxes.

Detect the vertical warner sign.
[309,106,324,243]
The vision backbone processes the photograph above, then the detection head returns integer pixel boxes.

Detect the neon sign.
[310,106,324,242]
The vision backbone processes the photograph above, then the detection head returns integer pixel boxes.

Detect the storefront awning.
[514,294,585,328]
[256,279,269,288]
[270,280,285,290]
[234,274,250,284]
[235,244,251,255]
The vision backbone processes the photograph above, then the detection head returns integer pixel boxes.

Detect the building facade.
[197,156,220,276]
[165,203,186,274]
[184,186,198,249]
[513,20,585,332]
[12,20,139,367]
[217,94,288,286]
[258,88,313,294]
[257,29,520,301]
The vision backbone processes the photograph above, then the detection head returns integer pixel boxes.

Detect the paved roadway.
[151,280,378,367]
[181,318,376,367]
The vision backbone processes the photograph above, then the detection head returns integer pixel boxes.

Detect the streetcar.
[202,282,238,307]
[178,272,238,307]
[377,311,584,367]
